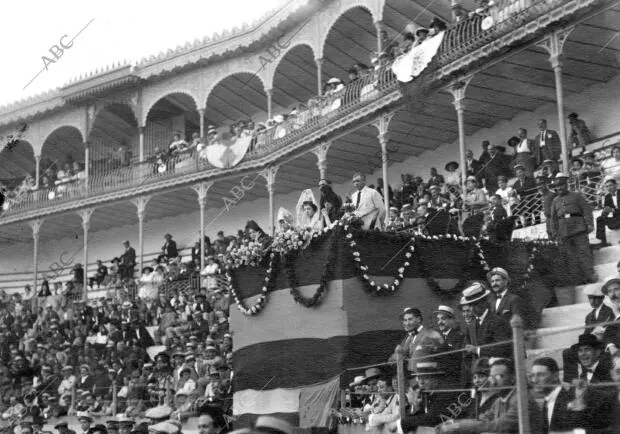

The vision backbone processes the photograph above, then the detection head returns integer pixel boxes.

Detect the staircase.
[521,210,620,367]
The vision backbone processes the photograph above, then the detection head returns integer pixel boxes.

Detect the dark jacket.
[401,390,460,431]
[465,311,513,359]
[162,240,178,258]
[547,386,614,433]
[489,291,525,322]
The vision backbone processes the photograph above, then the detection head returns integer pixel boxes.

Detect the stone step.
[594,262,617,280]
[593,245,620,265]
[535,303,590,349]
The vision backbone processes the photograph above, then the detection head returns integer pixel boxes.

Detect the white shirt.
[539,130,547,146]
[516,139,530,153]
[495,290,507,311]
[580,360,599,382]
[544,386,562,424]
[351,186,386,230]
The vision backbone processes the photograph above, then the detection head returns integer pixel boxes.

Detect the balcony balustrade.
[0,0,590,219]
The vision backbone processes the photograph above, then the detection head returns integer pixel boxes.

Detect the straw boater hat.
[362,367,382,382]
[433,305,456,318]
[583,285,605,298]
[460,282,491,305]
[77,411,94,423]
[255,416,294,434]
[486,267,510,282]
[349,375,366,388]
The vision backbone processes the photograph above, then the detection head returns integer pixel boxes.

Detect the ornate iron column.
[447,78,473,194]
[538,28,574,173]
[78,208,95,300]
[371,113,395,222]
[266,89,273,120]
[139,126,146,162]
[312,142,331,180]
[132,196,152,274]
[315,58,323,96]
[192,182,213,273]
[261,166,279,236]
[35,155,41,188]
[29,219,44,296]
[198,108,206,139]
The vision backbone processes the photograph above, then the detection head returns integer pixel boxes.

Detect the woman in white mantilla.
[296,189,323,231]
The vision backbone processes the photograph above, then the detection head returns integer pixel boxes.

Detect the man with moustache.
[562,334,614,390]
[433,305,464,386]
[486,267,525,322]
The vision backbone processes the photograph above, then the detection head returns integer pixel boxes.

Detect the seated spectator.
[169,133,188,154]
[463,358,499,419]
[568,112,593,148]
[201,257,220,294]
[38,280,52,297]
[245,220,272,249]
[157,233,178,263]
[601,145,620,179]
[89,260,108,288]
[562,333,613,387]
[437,359,542,433]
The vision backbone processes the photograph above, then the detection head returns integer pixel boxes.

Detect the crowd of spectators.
[335,271,620,432]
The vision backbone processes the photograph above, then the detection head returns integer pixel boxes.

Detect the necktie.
[542,399,549,434]
[355,190,361,209]
[580,368,591,380]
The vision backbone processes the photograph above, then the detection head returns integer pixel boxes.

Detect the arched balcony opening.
[321,7,377,88]
[204,72,268,136]
[144,92,199,160]
[270,44,317,119]
[40,126,85,191]
[88,103,139,175]
[0,140,35,190]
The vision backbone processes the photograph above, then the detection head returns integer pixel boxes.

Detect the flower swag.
[226,252,278,316]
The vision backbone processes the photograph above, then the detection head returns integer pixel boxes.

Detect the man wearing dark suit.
[161,233,178,260]
[390,307,444,373]
[486,267,525,322]
[133,319,155,348]
[593,178,620,248]
[119,240,136,279]
[460,282,513,363]
[416,200,443,236]
[398,361,459,433]
[478,141,491,167]
[481,145,511,195]
[512,163,538,221]
[433,305,465,387]
[531,357,614,433]
[562,334,614,389]
[535,119,562,162]
[465,149,482,177]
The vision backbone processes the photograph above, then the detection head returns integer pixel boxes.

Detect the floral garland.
[226,252,277,316]
[272,227,320,256]
[227,240,266,267]
[518,245,538,291]
[285,232,336,307]
[344,224,415,294]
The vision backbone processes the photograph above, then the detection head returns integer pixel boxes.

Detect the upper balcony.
[0,0,617,227]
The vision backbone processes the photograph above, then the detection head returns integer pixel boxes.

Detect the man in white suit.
[351,173,385,230]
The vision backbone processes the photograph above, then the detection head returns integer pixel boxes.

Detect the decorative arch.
[265,42,317,90]
[203,72,268,129]
[319,5,377,60]
[88,103,140,168]
[40,126,85,176]
[0,140,36,185]
[142,90,200,127]
[203,70,268,106]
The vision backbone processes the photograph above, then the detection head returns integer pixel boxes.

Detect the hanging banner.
[392,31,445,83]
[206,133,252,169]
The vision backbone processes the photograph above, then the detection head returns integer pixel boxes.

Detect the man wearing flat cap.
[550,173,596,282]
[486,268,525,323]
[460,282,512,372]
[390,307,443,372]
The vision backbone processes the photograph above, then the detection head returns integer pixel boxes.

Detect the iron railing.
[0,0,587,218]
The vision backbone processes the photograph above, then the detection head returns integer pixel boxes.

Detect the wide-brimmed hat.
[571,333,605,350]
[415,27,429,37]
[327,77,342,85]
[507,136,521,147]
[445,161,459,171]
[413,361,444,376]
[486,267,510,282]
[433,305,456,318]
[362,367,382,382]
[349,375,365,388]
[399,307,422,319]
[460,282,491,305]
[602,277,620,295]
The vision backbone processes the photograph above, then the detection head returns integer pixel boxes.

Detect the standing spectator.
[119,241,136,280]
[535,118,561,162]
[389,307,443,372]
[537,176,556,239]
[549,173,596,282]
[350,173,385,230]
[433,305,464,387]
[465,150,482,178]
[159,234,178,263]
[478,141,491,167]
[201,257,221,294]
[89,260,108,288]
[593,178,620,248]
[568,112,593,148]
[511,128,537,176]
[601,145,620,178]
[487,267,524,322]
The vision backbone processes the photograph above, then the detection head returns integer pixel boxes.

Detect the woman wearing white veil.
[296,189,323,231]
[276,207,295,233]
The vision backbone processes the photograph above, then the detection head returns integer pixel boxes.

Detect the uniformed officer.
[550,172,596,282]
[536,175,556,239]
